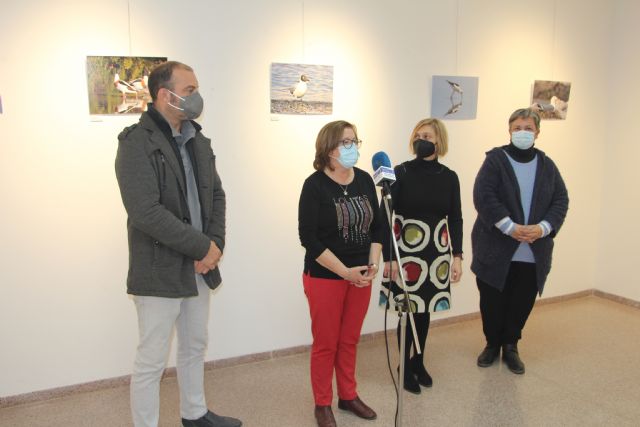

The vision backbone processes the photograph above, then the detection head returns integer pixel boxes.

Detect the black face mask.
[414,139,436,158]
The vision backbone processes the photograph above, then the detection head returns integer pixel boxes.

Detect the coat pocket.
[152,240,183,270]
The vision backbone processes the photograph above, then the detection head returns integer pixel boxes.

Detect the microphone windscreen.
[372,151,392,171]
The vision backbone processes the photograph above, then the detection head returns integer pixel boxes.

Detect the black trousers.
[477,262,538,346]
[397,312,430,365]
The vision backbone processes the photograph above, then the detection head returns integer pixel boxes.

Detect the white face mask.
[511,130,535,150]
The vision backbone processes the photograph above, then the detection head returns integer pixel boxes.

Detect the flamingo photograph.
[270,62,333,115]
[430,75,479,120]
[86,56,166,115]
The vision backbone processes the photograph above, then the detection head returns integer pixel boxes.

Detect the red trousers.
[303,274,372,406]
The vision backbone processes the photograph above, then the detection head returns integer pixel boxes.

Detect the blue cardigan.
[471,147,569,294]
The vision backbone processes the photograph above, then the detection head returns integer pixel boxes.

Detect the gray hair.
[508,108,541,130]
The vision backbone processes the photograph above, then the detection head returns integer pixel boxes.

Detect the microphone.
[372,151,396,189]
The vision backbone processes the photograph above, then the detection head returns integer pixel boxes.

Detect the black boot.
[410,356,433,387]
[477,344,500,367]
[502,344,525,374]
[398,365,421,394]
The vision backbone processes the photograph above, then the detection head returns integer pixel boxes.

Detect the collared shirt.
[171,120,207,288]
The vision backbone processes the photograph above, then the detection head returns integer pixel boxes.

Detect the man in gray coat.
[115,61,241,427]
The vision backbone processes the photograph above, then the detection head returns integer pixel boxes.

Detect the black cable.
[383,284,398,426]
[381,193,401,427]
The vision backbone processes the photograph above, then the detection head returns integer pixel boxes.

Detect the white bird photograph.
[431,75,479,120]
[289,74,310,99]
[86,56,166,115]
[270,63,333,115]
[531,80,571,120]
[114,72,138,100]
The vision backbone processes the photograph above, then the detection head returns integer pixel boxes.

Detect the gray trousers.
[130,279,210,427]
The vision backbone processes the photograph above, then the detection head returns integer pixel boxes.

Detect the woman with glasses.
[299,120,382,427]
[380,118,463,394]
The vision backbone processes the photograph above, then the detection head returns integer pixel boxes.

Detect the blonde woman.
[381,118,463,394]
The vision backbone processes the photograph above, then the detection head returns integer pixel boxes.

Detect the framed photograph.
[86,56,167,115]
[531,80,571,120]
[431,75,479,120]
[270,63,333,115]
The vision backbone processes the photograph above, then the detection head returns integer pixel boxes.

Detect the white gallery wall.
[597,0,640,302]
[0,0,634,398]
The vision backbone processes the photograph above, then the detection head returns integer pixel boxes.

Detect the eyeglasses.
[339,138,362,149]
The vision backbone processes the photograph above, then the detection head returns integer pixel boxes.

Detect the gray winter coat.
[471,147,568,294]
[115,108,225,297]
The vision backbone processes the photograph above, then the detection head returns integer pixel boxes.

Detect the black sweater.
[298,168,383,279]
[382,158,463,260]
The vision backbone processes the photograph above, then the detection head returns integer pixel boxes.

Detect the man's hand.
[194,260,209,274]
[196,241,222,274]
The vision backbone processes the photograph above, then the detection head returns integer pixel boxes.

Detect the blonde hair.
[408,118,449,157]
[313,120,358,171]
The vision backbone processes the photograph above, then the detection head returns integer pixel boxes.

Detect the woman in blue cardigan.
[471,108,569,374]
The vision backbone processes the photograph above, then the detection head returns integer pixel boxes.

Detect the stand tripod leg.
[397,311,407,427]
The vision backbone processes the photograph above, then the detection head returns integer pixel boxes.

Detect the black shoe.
[181,410,242,427]
[502,344,525,374]
[398,365,421,394]
[409,356,433,387]
[477,345,500,367]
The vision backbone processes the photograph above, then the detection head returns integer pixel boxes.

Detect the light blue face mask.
[511,130,535,150]
[336,145,360,168]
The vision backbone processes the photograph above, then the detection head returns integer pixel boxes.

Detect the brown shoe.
[314,405,337,427]
[338,396,377,420]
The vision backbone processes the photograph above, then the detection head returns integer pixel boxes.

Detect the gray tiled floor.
[1,296,639,426]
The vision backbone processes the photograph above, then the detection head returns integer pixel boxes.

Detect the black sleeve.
[367,175,384,246]
[473,154,512,228]
[380,164,404,261]
[298,176,326,260]
[448,170,463,255]
[544,160,569,238]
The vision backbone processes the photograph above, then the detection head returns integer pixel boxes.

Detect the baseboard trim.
[1,289,636,409]
[593,289,640,309]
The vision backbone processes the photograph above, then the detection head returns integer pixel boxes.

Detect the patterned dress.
[379,158,463,313]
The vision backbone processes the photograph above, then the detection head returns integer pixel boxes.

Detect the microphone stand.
[381,183,420,427]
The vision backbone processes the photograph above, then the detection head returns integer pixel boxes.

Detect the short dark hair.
[313,120,358,171]
[148,61,193,102]
[509,108,541,130]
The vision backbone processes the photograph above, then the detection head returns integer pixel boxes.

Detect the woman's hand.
[451,257,462,283]
[511,224,543,243]
[344,265,375,287]
[383,261,399,281]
